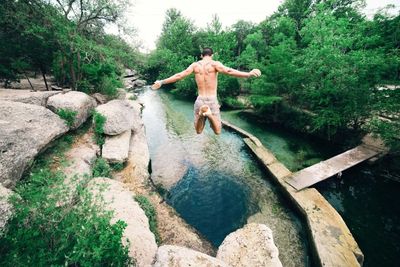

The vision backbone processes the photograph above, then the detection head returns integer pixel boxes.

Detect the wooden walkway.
[285,142,386,191]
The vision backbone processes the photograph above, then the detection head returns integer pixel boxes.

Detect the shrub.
[0,132,132,266]
[223,97,245,109]
[134,195,161,244]
[110,162,125,172]
[93,112,106,146]
[92,157,112,178]
[57,108,78,128]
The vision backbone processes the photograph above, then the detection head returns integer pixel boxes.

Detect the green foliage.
[0,127,132,266]
[93,112,106,146]
[57,108,78,128]
[92,158,112,178]
[111,162,125,172]
[223,97,246,109]
[134,195,161,244]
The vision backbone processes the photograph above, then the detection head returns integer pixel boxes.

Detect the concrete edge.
[222,120,363,267]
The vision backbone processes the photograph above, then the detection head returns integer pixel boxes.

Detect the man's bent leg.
[194,114,206,134]
[205,113,221,135]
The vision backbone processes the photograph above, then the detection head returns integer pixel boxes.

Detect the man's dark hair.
[202,47,213,57]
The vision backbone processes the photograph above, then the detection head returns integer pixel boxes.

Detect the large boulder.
[217,223,282,267]
[102,130,132,164]
[47,91,97,130]
[153,245,229,267]
[0,89,60,106]
[87,178,157,266]
[0,185,13,231]
[133,79,146,88]
[95,100,136,135]
[0,101,69,188]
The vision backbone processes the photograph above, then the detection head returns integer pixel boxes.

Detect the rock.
[154,245,229,267]
[50,85,63,91]
[95,100,136,135]
[217,223,282,267]
[133,79,146,88]
[91,93,108,105]
[0,89,61,106]
[47,91,97,130]
[0,101,69,188]
[116,88,127,100]
[87,178,157,266]
[126,99,143,133]
[0,185,13,231]
[102,130,132,164]
[127,122,150,183]
[59,130,99,204]
[124,69,137,78]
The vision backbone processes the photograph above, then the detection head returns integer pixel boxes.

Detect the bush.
[134,195,161,244]
[57,108,78,128]
[223,97,245,109]
[93,112,106,146]
[92,157,112,178]
[0,132,132,266]
[110,162,125,172]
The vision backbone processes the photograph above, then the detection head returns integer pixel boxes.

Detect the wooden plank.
[285,145,380,190]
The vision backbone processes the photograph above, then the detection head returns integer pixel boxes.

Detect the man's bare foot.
[199,105,212,117]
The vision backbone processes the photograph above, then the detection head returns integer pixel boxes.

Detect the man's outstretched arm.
[151,64,195,90]
[214,62,261,78]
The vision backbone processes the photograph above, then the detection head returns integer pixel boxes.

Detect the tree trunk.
[24,73,35,91]
[41,67,49,91]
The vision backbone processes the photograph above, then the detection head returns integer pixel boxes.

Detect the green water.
[140,89,310,266]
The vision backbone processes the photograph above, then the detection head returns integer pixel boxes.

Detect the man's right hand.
[151,80,162,90]
[249,69,261,77]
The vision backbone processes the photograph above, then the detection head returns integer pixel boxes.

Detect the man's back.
[192,59,219,97]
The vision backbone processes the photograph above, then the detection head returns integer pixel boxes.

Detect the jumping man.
[151,47,261,135]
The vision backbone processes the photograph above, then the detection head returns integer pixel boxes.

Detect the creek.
[139,88,399,267]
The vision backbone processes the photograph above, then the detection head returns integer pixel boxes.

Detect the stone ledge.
[224,128,364,267]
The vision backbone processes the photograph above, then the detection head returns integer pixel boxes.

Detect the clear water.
[316,163,400,267]
[140,89,309,266]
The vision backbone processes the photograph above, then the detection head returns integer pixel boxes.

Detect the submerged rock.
[217,223,282,267]
[0,101,68,188]
[0,89,60,106]
[154,245,229,267]
[47,91,97,130]
[87,178,157,266]
[95,100,136,135]
[102,130,132,163]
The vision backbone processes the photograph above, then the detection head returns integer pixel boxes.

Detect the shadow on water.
[168,166,251,246]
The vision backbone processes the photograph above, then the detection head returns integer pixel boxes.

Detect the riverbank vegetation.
[144,0,399,149]
[0,0,143,97]
[0,127,132,266]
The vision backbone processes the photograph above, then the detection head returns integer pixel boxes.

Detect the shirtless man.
[151,47,261,135]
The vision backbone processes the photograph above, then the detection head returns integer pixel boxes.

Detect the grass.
[57,108,78,128]
[134,195,161,244]
[93,111,106,147]
[92,157,112,178]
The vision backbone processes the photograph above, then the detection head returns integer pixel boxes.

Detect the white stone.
[87,178,157,266]
[103,130,132,163]
[47,91,97,129]
[0,101,68,188]
[0,185,13,231]
[0,89,60,106]
[154,245,229,267]
[217,223,282,267]
[95,100,136,135]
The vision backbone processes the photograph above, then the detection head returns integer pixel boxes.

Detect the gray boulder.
[133,79,146,88]
[154,245,229,267]
[87,178,157,266]
[95,100,136,135]
[0,185,13,231]
[91,93,108,105]
[47,91,97,130]
[102,130,132,164]
[217,223,282,267]
[0,89,60,106]
[0,101,69,188]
